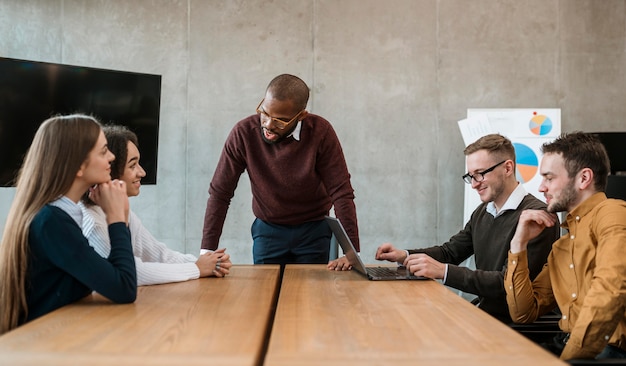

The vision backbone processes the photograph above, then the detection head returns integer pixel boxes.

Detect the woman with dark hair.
[0,114,136,334]
[82,125,231,285]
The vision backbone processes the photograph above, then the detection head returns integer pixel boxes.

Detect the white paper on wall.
[453,109,561,297]
[460,108,561,224]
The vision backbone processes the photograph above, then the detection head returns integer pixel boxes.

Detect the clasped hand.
[88,180,129,225]
[510,209,559,253]
[196,248,232,278]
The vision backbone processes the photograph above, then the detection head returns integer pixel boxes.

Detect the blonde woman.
[0,114,136,334]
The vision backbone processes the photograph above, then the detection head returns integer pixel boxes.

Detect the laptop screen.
[325,216,369,276]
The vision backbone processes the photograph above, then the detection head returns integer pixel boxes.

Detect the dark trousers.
[596,344,626,359]
[251,218,331,266]
[544,333,626,360]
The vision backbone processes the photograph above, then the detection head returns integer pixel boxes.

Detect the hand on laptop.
[375,243,408,264]
[327,255,352,271]
[403,254,445,280]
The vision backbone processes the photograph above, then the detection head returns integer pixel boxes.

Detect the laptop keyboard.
[367,266,403,278]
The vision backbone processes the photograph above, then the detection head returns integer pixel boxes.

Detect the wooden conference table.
[265,265,565,366]
[0,265,565,365]
[0,265,281,366]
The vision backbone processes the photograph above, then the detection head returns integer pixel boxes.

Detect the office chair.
[509,312,626,364]
[606,175,626,201]
[508,309,563,346]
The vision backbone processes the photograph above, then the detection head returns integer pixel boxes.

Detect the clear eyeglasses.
[256,99,304,130]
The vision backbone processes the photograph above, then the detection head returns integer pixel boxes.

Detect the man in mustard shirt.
[505,131,626,360]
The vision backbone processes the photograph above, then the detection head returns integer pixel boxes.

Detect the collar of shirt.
[561,191,607,230]
[486,183,528,218]
[78,201,96,238]
[49,196,83,229]
[287,121,302,141]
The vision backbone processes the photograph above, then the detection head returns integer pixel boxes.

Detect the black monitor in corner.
[0,57,162,187]
[592,132,626,175]
[592,132,626,201]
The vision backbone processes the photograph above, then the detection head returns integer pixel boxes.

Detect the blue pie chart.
[529,115,553,136]
[513,143,539,183]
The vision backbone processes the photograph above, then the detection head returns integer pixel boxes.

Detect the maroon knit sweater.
[201,113,360,251]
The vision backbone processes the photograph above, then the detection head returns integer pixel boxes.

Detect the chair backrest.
[606,175,626,201]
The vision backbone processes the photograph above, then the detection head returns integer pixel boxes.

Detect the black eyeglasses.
[462,160,506,184]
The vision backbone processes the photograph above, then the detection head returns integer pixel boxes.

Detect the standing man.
[505,132,626,360]
[376,134,559,323]
[201,74,358,270]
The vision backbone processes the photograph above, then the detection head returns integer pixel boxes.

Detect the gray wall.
[1,0,625,264]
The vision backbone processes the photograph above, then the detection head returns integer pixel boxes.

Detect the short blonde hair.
[464,133,516,164]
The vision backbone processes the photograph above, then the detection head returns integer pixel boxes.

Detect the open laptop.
[325,216,427,281]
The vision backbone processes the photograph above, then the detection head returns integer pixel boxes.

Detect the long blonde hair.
[0,114,102,334]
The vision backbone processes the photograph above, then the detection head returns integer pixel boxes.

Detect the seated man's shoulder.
[521,194,548,209]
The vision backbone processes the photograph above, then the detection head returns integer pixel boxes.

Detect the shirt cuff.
[442,263,449,284]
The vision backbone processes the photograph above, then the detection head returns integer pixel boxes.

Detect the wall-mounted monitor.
[0,57,161,187]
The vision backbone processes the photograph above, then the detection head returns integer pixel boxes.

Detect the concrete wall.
[1,0,625,264]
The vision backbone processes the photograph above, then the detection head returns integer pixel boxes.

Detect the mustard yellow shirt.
[505,192,626,360]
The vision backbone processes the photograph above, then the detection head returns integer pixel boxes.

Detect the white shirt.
[290,121,302,141]
[81,203,200,286]
[50,196,83,228]
[486,183,528,218]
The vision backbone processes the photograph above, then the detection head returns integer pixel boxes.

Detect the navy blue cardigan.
[23,205,136,324]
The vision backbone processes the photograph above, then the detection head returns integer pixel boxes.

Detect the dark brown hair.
[541,131,610,192]
[103,125,139,180]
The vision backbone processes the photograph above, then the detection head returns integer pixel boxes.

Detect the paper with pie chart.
[514,142,538,183]
[454,109,560,294]
[529,114,553,136]
[460,109,561,224]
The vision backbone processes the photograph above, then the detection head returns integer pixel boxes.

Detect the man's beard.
[481,179,505,204]
[260,123,298,145]
[548,180,577,213]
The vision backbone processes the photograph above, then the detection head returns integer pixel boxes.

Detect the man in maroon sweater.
[201,74,358,270]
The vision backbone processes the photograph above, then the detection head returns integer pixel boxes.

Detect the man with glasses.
[201,74,357,270]
[375,134,559,323]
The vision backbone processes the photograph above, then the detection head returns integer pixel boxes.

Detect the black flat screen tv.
[0,57,161,186]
